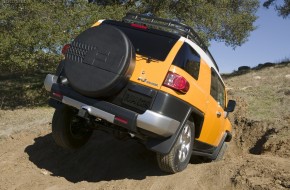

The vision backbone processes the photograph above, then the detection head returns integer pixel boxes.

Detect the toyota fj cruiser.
[44,13,236,173]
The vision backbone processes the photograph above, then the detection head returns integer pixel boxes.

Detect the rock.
[40,169,50,175]
[285,90,290,96]
[254,76,261,80]
[241,86,253,90]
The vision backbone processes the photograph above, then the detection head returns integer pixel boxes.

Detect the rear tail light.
[163,72,190,94]
[61,44,70,55]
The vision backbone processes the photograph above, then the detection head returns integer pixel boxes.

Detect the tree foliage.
[1,0,259,73]
[263,0,290,18]
[0,0,126,72]
[90,0,259,47]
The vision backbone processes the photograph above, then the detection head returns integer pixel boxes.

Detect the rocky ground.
[0,63,289,190]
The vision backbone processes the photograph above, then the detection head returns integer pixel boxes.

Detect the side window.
[210,68,225,109]
[172,43,201,80]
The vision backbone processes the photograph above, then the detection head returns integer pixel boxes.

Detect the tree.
[89,0,259,47]
[0,0,126,72]
[263,0,290,18]
[1,0,259,72]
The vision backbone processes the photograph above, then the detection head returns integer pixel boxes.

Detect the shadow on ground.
[25,131,165,182]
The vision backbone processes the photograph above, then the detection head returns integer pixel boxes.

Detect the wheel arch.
[187,110,204,139]
[146,103,204,154]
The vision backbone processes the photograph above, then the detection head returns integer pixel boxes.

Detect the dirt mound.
[232,155,290,189]
[233,117,290,158]
[227,93,290,160]
[263,126,290,158]
[226,63,290,158]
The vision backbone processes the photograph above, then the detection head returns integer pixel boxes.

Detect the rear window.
[102,21,179,61]
[210,68,225,108]
[172,43,201,80]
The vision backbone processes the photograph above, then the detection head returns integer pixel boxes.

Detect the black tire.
[52,106,93,150]
[214,142,228,161]
[156,121,194,173]
[64,24,135,98]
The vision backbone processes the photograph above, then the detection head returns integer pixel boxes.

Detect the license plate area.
[122,90,152,113]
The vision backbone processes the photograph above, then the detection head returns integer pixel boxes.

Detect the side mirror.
[226,100,236,112]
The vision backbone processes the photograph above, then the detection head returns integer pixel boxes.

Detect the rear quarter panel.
[129,40,183,90]
[160,59,210,113]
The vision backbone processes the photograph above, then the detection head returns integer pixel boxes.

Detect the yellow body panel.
[197,96,226,146]
[129,41,183,89]
[197,59,211,94]
[224,119,232,133]
[91,21,102,27]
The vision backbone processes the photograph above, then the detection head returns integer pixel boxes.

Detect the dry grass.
[224,63,290,124]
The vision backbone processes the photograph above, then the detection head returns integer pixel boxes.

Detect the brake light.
[163,72,190,94]
[130,23,148,30]
[61,44,70,55]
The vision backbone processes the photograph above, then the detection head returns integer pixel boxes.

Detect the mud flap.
[48,99,64,110]
[145,108,192,154]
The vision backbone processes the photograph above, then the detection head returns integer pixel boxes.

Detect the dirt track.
[0,65,290,190]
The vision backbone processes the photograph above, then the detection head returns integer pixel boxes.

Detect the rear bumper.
[44,74,179,137]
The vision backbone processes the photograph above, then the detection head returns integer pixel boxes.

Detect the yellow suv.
[44,13,236,173]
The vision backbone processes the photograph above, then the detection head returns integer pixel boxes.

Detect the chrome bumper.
[44,74,180,137]
[137,111,179,137]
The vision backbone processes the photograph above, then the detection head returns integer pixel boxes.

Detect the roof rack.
[122,12,219,71]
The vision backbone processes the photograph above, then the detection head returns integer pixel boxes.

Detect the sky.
[209,1,290,73]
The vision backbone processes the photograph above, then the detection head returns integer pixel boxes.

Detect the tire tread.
[156,121,194,173]
[52,106,92,150]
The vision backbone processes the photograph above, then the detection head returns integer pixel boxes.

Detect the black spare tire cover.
[64,24,135,97]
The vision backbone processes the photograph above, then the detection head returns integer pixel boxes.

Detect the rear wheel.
[52,106,93,150]
[156,121,194,173]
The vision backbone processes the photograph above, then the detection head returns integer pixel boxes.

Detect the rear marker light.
[130,23,148,30]
[52,92,63,99]
[115,116,128,124]
[163,72,190,94]
[61,44,70,55]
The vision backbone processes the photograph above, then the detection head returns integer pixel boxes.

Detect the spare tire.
[64,24,135,97]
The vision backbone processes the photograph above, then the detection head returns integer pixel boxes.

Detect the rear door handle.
[216,111,221,118]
